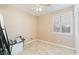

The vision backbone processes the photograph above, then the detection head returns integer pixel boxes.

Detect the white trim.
[24,39,37,49]
[24,39,75,51]
[37,39,75,51]
[74,5,79,54]
[26,39,37,44]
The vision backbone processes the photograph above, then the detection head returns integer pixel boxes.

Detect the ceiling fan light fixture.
[38,8,42,11]
[34,7,42,12]
[33,4,51,12]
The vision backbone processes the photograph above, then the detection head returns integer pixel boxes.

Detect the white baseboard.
[23,39,36,49]
[24,38,75,51]
[37,39,75,51]
[25,39,37,45]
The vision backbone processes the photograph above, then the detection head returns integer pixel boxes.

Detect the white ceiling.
[13,4,73,16]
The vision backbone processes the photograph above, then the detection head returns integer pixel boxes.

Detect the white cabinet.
[11,42,23,55]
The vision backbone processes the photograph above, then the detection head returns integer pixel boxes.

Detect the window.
[53,11,73,35]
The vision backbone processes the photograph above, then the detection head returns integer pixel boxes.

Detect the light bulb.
[38,8,42,12]
[36,8,39,12]
[35,8,42,12]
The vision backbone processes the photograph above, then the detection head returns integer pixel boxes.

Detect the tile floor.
[19,40,75,55]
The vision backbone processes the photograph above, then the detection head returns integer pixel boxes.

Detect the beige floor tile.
[19,40,75,55]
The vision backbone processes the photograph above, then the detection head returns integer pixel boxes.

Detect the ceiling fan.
[33,4,51,12]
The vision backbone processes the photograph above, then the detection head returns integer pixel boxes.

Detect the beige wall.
[0,5,75,48]
[0,5,37,42]
[37,6,75,48]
